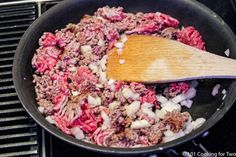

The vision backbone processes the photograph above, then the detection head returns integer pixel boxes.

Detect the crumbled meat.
[164,82,190,98]
[163,110,190,132]
[32,6,205,147]
[177,26,205,50]
[161,27,178,39]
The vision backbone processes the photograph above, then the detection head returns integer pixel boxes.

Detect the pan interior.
[13,0,236,154]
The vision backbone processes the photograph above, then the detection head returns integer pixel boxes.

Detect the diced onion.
[142,102,153,109]
[101,111,111,130]
[122,88,134,99]
[119,59,125,64]
[80,45,92,54]
[180,99,193,108]
[88,63,98,73]
[99,55,107,71]
[125,101,140,116]
[221,89,226,95]
[121,34,128,43]
[68,66,77,72]
[109,101,120,111]
[172,94,186,104]
[131,120,151,129]
[131,93,140,100]
[224,49,230,57]
[184,87,196,99]
[98,39,105,47]
[107,79,115,85]
[192,118,206,130]
[99,70,107,83]
[38,106,44,113]
[163,130,185,142]
[96,83,103,88]
[212,84,221,96]
[157,95,168,104]
[114,42,124,49]
[161,101,181,113]
[164,129,174,137]
[72,91,79,96]
[88,95,101,107]
[71,126,85,140]
[46,116,55,124]
[155,109,166,119]
[142,108,156,119]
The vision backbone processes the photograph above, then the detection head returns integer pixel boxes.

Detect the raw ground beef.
[32,6,206,147]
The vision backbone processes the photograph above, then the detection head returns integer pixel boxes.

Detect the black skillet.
[13,0,236,155]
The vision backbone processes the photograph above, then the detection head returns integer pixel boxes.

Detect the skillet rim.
[13,0,236,155]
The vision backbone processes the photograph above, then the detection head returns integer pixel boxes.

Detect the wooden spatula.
[107,35,236,83]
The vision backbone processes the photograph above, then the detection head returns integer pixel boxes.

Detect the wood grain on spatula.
[107,35,236,83]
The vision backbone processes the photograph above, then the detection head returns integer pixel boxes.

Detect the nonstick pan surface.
[13,0,236,155]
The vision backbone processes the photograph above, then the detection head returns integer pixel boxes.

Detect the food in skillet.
[32,6,206,147]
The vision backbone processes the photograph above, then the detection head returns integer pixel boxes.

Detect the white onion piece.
[88,95,101,107]
[122,88,134,99]
[99,70,107,83]
[38,106,44,113]
[164,129,174,137]
[224,49,230,57]
[184,87,196,99]
[80,45,92,54]
[110,84,116,92]
[101,111,110,130]
[192,118,206,130]
[68,66,77,72]
[96,83,103,88]
[88,63,98,73]
[114,42,124,49]
[71,126,85,140]
[72,91,79,96]
[184,123,193,134]
[172,94,186,104]
[142,102,154,109]
[163,130,185,142]
[180,99,193,108]
[161,101,181,113]
[212,84,221,96]
[142,108,156,119]
[155,109,166,119]
[109,101,120,111]
[125,101,140,116]
[131,93,140,100]
[183,116,193,134]
[131,120,151,129]
[156,95,168,104]
[222,89,227,95]
[121,34,128,43]
[45,116,55,124]
[119,59,125,64]
[99,55,107,71]
[107,79,115,85]
[97,39,105,46]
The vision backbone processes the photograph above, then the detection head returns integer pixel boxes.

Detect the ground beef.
[32,6,205,148]
[177,26,205,50]
[163,110,190,132]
